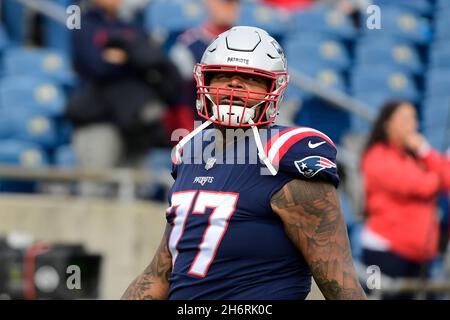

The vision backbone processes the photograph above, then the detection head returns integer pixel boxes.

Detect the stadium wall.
[0,195,167,299]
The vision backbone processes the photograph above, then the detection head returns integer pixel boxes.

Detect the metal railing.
[0,165,172,202]
[290,70,377,123]
[355,261,450,300]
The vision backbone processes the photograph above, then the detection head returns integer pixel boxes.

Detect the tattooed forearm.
[121,225,172,300]
[271,180,366,300]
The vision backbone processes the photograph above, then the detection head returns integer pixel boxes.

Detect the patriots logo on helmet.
[294,156,337,178]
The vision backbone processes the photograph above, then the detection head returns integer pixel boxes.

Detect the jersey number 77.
[166,191,239,277]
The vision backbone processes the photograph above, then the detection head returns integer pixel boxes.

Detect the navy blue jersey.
[165,124,339,300]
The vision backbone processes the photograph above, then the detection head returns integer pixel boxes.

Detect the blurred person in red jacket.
[262,0,370,14]
[262,0,314,10]
[361,100,450,299]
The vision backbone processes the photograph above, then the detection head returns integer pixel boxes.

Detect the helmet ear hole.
[265,78,274,92]
[204,72,214,86]
[263,103,277,122]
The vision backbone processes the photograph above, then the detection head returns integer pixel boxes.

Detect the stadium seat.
[422,97,450,129]
[283,32,345,48]
[42,19,72,57]
[435,5,450,21]
[351,92,394,110]
[350,83,422,134]
[0,114,13,139]
[432,38,450,53]
[0,139,49,193]
[360,7,431,44]
[349,90,411,134]
[429,46,450,69]
[436,0,450,10]
[287,65,347,102]
[40,0,77,55]
[354,40,423,74]
[425,68,450,98]
[0,139,49,167]
[237,2,289,39]
[54,144,78,168]
[1,0,26,44]
[423,126,449,152]
[0,108,59,149]
[350,115,373,134]
[371,0,433,15]
[434,15,450,41]
[55,120,73,147]
[2,48,75,86]
[0,24,11,52]
[0,76,66,116]
[284,38,348,105]
[294,98,350,143]
[285,37,350,71]
[291,9,356,40]
[351,68,420,104]
[144,0,206,37]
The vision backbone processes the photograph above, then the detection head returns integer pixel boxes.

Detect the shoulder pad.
[265,127,339,187]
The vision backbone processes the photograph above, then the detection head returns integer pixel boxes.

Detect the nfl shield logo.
[205,157,216,170]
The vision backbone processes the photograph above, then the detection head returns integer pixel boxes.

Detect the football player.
[122,26,366,300]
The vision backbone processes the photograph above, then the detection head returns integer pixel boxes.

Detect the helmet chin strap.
[248,118,278,176]
[173,117,215,164]
[173,112,278,176]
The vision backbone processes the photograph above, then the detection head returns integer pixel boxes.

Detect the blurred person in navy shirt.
[167,0,241,134]
[66,0,181,168]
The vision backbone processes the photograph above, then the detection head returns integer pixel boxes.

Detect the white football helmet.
[194,26,288,127]
[173,26,289,175]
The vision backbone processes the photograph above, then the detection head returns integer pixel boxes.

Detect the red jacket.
[362,143,450,262]
[262,0,314,10]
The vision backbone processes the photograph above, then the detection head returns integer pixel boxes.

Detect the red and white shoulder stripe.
[264,127,335,165]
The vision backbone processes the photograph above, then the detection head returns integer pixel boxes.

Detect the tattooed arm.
[121,224,172,300]
[271,179,366,300]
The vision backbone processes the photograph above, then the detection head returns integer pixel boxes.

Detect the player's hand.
[102,48,128,65]
[404,132,428,155]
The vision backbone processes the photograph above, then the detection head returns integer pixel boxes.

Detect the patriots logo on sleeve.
[294,156,337,178]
